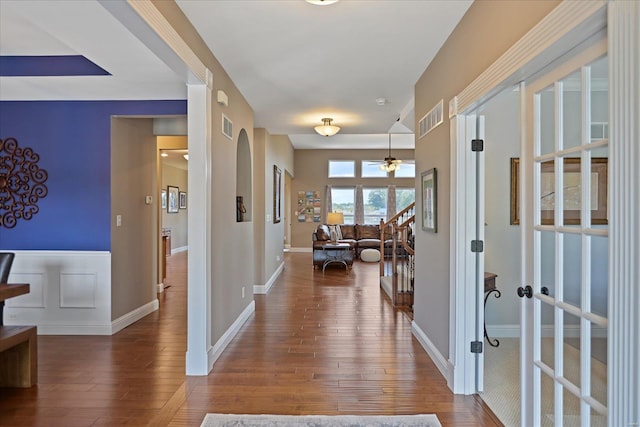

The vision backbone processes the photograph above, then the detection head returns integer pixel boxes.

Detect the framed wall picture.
[179,191,187,209]
[510,157,608,225]
[167,186,179,213]
[421,168,437,232]
[273,165,282,223]
[161,189,167,210]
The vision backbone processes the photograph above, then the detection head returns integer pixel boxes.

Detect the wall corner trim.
[111,299,159,335]
[206,300,256,374]
[411,321,451,389]
[254,261,284,295]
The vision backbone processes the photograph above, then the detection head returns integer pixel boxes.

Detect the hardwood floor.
[0,252,501,426]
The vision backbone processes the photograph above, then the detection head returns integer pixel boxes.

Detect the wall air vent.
[222,114,233,140]
[418,99,444,139]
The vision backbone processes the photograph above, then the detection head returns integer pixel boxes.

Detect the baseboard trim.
[171,246,188,255]
[289,247,312,253]
[111,299,159,334]
[208,300,256,371]
[411,320,451,385]
[253,262,284,294]
[34,299,159,335]
[37,322,113,335]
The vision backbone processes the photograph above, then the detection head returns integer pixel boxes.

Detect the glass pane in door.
[563,387,581,426]
[590,234,608,318]
[561,70,582,151]
[590,56,608,143]
[563,233,581,308]
[563,311,581,388]
[590,320,607,407]
[540,372,556,427]
[539,86,556,156]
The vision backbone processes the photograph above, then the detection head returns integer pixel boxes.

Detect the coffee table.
[321,243,352,273]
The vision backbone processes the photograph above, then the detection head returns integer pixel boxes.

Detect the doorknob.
[517,285,533,298]
[541,286,549,296]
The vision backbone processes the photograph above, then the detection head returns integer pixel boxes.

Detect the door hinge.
[471,341,483,353]
[471,240,484,252]
[471,139,484,152]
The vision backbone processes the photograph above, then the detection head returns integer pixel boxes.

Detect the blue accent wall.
[0,100,187,251]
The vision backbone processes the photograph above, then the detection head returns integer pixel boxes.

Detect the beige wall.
[291,148,415,249]
[111,118,158,320]
[253,130,295,285]
[153,1,258,344]
[413,0,561,359]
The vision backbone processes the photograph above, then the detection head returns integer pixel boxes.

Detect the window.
[328,161,355,178]
[396,188,416,212]
[394,160,416,178]
[330,187,355,223]
[363,187,388,224]
[361,161,388,177]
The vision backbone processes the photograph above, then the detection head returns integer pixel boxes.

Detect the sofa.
[312,223,393,268]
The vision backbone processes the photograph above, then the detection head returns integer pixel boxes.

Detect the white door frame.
[448,114,485,395]
[103,1,216,375]
[449,3,639,425]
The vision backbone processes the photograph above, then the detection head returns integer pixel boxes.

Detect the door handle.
[517,285,533,298]
[541,286,549,296]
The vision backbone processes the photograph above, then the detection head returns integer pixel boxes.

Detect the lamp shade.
[327,212,344,225]
[314,118,340,137]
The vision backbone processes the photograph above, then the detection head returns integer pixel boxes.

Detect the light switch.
[116,215,122,227]
[145,195,152,205]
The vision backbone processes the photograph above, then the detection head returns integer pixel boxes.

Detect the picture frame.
[167,186,179,214]
[273,165,282,223]
[161,189,167,210]
[510,157,608,225]
[421,168,437,232]
[179,191,187,209]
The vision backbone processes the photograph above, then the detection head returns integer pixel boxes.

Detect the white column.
[608,1,640,425]
[185,70,213,375]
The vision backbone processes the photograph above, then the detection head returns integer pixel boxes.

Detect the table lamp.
[327,212,344,243]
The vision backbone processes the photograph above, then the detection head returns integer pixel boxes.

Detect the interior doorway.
[475,87,523,426]
[158,138,188,293]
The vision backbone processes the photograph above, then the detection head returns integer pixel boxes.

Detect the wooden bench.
[0,325,37,387]
[0,283,37,387]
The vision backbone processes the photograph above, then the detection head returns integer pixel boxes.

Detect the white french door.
[520,38,609,426]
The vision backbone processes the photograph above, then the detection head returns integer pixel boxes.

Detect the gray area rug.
[201,414,442,427]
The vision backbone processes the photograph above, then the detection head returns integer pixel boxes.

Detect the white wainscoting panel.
[60,272,97,308]
[7,273,45,308]
[5,251,112,335]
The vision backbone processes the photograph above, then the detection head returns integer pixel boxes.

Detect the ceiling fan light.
[314,118,340,137]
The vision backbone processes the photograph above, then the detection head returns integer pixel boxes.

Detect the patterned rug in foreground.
[200,414,442,427]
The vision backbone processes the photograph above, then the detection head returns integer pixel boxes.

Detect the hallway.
[0,252,500,426]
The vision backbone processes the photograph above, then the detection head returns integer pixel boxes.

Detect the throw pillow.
[334,225,343,240]
[316,224,330,241]
[341,225,356,239]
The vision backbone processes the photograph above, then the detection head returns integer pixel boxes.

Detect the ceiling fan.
[371,134,402,172]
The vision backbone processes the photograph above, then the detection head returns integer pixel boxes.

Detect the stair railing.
[379,202,415,308]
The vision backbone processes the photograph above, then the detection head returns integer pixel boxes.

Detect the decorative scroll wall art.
[0,137,49,228]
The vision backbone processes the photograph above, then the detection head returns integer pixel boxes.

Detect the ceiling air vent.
[418,99,444,139]
[222,114,233,140]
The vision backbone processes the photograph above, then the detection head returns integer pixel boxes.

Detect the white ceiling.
[0,0,473,149]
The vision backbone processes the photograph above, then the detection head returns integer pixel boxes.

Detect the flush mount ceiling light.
[305,0,339,5]
[314,118,341,137]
